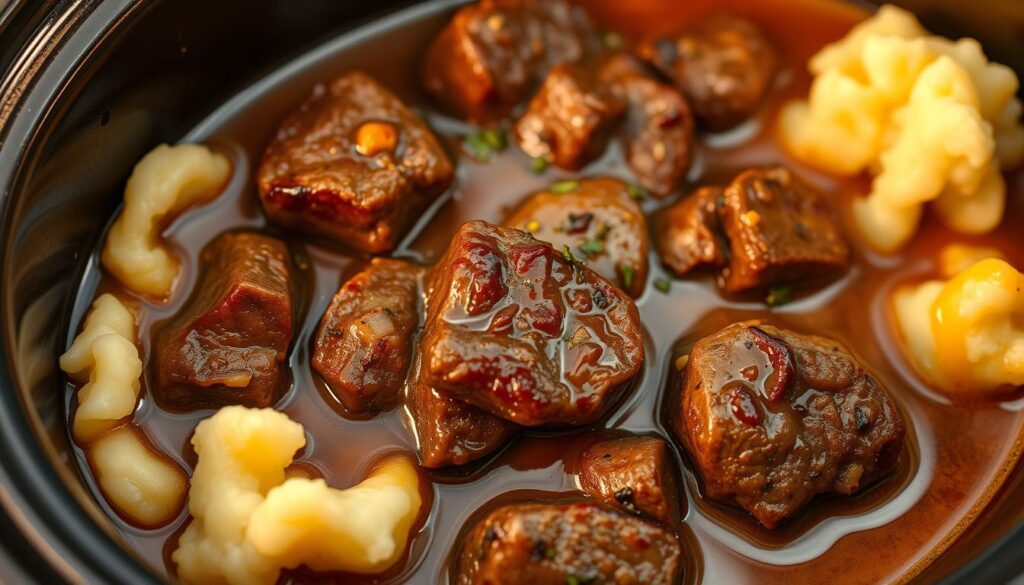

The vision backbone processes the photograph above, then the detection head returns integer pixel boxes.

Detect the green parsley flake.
[578,239,604,257]
[654,277,671,293]
[596,222,612,241]
[551,179,581,194]
[766,285,794,307]
[619,264,635,289]
[601,31,624,49]
[530,156,551,175]
[463,128,507,161]
[627,183,648,201]
[567,577,580,585]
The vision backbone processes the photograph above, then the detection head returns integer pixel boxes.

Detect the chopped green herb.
[596,222,612,241]
[627,183,648,201]
[530,156,551,174]
[463,128,507,161]
[601,31,624,49]
[653,277,671,294]
[551,179,581,194]
[766,285,794,307]
[578,238,604,257]
[619,264,635,289]
[562,245,585,267]
[545,546,557,559]
[567,577,580,585]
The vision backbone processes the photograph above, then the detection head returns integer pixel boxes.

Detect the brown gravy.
[63,0,1024,583]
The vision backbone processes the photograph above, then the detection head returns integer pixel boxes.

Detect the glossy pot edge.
[0,1,1020,583]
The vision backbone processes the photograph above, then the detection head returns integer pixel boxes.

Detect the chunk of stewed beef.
[258,71,454,253]
[407,367,518,468]
[312,259,422,414]
[658,186,728,277]
[456,502,681,585]
[153,232,293,411]
[719,167,849,294]
[513,62,626,170]
[422,221,644,426]
[672,322,905,528]
[505,178,649,297]
[576,436,678,524]
[422,0,596,122]
[599,53,695,197]
[638,14,777,131]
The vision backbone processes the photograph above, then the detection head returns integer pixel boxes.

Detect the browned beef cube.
[312,259,422,414]
[639,14,777,131]
[672,322,905,528]
[514,63,625,170]
[600,53,695,197]
[576,436,678,524]
[719,167,849,294]
[422,221,644,426]
[421,0,596,122]
[505,178,649,297]
[658,186,727,277]
[153,232,293,410]
[407,369,518,468]
[257,71,454,253]
[455,502,681,585]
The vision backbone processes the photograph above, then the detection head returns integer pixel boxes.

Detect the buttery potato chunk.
[779,5,1024,252]
[173,406,423,585]
[102,144,231,299]
[893,258,1024,396]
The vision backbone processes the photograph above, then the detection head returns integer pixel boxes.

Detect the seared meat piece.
[153,232,293,410]
[422,221,643,426]
[505,178,649,297]
[258,71,454,253]
[719,167,848,294]
[455,502,681,585]
[576,436,677,524]
[312,259,422,414]
[407,367,518,468]
[672,322,905,528]
[639,14,777,131]
[514,63,625,170]
[422,0,596,122]
[600,53,695,197]
[658,186,727,277]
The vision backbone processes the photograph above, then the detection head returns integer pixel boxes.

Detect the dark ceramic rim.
[0,1,1021,583]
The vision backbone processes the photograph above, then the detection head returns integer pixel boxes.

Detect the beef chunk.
[576,436,677,524]
[153,232,293,410]
[312,259,422,414]
[658,186,728,277]
[422,221,644,426]
[422,0,596,122]
[719,167,849,294]
[456,502,680,585]
[258,71,454,253]
[514,63,625,170]
[639,14,777,131]
[407,368,518,468]
[600,53,695,197]
[672,322,906,528]
[505,178,649,297]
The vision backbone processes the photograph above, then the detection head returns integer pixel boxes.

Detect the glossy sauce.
[62,0,1024,583]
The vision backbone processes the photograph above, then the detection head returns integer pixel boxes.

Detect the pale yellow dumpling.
[779,4,1024,253]
[102,143,230,299]
[58,293,141,442]
[893,257,1024,396]
[173,406,423,585]
[89,426,188,527]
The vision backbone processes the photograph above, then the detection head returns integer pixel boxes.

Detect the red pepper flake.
[749,327,794,402]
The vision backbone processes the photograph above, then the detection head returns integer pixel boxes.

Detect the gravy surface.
[64,0,1024,583]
